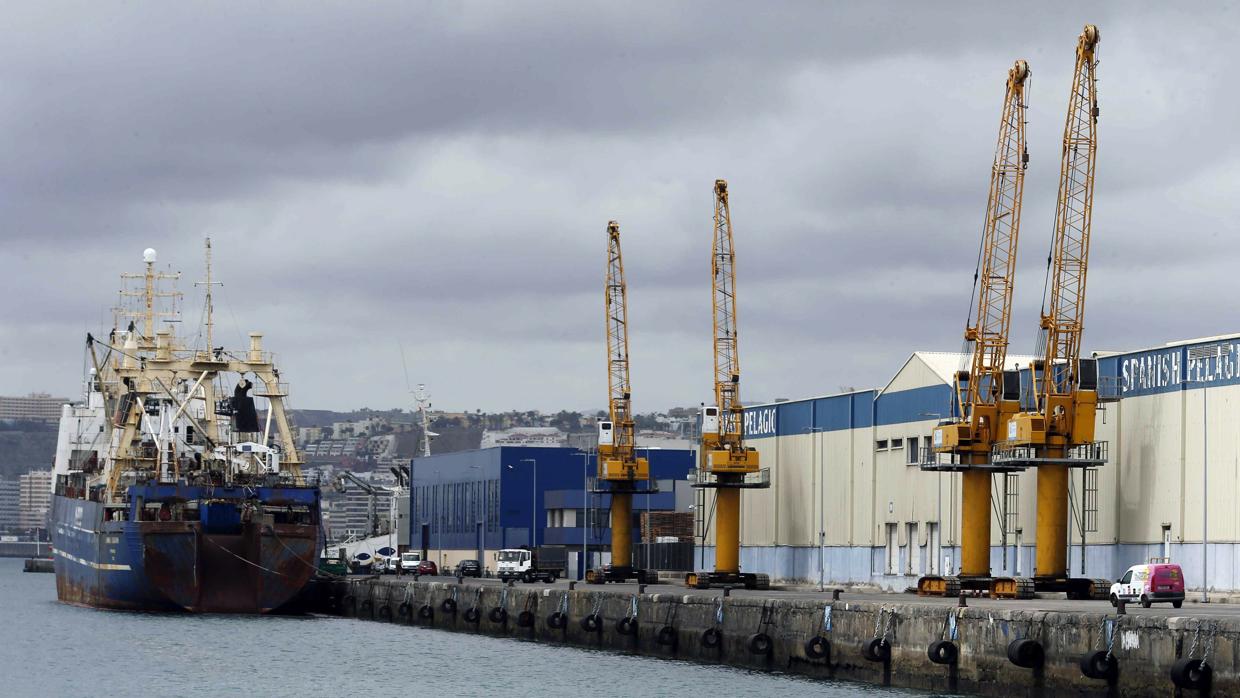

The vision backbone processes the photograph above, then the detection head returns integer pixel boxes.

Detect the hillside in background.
[0,421,58,479]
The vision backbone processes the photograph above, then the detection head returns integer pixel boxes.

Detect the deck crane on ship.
[587,221,658,584]
[994,24,1114,599]
[686,180,770,591]
[918,59,1034,599]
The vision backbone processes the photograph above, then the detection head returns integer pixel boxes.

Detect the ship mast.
[195,237,221,359]
[117,249,181,348]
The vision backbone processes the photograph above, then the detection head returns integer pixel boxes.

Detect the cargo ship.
[50,243,321,613]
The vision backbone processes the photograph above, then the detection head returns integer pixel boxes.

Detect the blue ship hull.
[52,484,321,613]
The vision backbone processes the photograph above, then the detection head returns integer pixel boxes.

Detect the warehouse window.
[906,439,919,465]
[876,439,888,451]
[891,438,903,450]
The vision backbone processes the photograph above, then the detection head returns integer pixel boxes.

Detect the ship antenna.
[195,238,221,358]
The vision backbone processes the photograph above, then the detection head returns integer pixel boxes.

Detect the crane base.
[685,571,770,590]
[917,575,1034,599]
[585,566,659,585]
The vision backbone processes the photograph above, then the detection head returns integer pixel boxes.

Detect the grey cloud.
[2,2,1238,412]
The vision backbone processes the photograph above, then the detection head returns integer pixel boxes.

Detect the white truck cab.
[496,548,533,580]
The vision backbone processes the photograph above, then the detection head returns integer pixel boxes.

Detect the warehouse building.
[711,333,1240,594]
[409,445,696,577]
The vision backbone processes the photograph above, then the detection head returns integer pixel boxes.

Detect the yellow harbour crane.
[919,59,1033,599]
[687,180,770,590]
[588,221,657,585]
[997,25,1112,599]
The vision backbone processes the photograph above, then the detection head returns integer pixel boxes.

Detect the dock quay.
[316,576,1235,696]
[22,558,53,573]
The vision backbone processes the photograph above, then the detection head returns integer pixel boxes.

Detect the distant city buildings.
[480,427,565,449]
[0,478,20,532]
[18,470,53,530]
[0,393,69,423]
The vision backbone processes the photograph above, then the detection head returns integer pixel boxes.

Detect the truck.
[496,546,567,583]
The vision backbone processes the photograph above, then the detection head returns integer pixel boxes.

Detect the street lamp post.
[433,468,441,569]
[578,448,590,580]
[804,426,824,591]
[519,458,537,548]
[920,412,944,576]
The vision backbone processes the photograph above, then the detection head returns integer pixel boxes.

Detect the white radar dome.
[143,248,157,263]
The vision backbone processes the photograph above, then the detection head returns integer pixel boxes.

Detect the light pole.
[805,426,824,591]
[920,412,944,576]
[468,466,483,575]
[1185,372,1212,603]
[433,468,441,570]
[520,458,537,548]
[578,448,591,579]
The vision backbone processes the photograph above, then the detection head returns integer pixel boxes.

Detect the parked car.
[1110,562,1184,608]
[455,559,482,578]
[398,551,423,575]
[416,560,439,576]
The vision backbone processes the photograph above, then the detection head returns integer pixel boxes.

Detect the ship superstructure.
[51,243,321,613]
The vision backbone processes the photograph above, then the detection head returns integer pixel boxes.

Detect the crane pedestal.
[917,575,1034,599]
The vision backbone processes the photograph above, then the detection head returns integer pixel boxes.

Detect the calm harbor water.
[0,559,940,697]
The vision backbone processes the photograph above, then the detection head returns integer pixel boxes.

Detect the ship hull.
[52,486,320,614]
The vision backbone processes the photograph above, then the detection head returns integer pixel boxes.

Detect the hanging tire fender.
[1006,638,1044,669]
[864,638,891,663]
[1080,650,1118,681]
[804,636,830,661]
[927,640,958,665]
[701,627,722,648]
[748,633,773,656]
[656,625,678,647]
[1170,657,1212,690]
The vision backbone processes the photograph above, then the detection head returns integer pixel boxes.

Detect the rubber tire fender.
[804,636,830,661]
[342,594,356,615]
[488,607,508,625]
[418,604,434,621]
[440,598,458,614]
[1169,657,1212,690]
[397,602,412,619]
[864,638,891,663]
[656,625,678,647]
[927,640,958,665]
[1080,650,1118,681]
[580,614,602,633]
[700,627,722,649]
[547,612,567,630]
[377,604,392,621]
[617,617,638,636]
[1006,639,1044,669]
[359,599,374,617]
[517,610,535,628]
[748,633,773,656]
[464,607,481,624]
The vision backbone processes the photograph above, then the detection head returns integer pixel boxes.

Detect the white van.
[398,551,423,574]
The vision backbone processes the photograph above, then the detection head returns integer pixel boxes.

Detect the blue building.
[409,445,696,577]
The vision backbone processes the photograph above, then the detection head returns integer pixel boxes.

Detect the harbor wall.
[321,578,1236,697]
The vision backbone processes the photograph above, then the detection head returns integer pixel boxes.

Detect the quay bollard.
[958,591,967,608]
[832,589,842,601]
[1116,600,1127,615]
[569,581,576,590]
[639,584,647,594]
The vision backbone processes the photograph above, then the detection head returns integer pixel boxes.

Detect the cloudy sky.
[2,3,1236,413]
